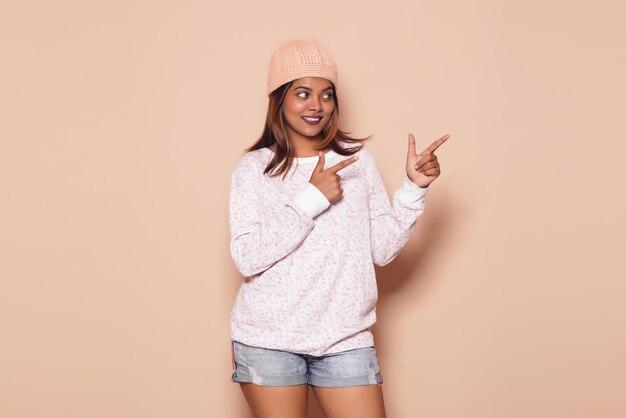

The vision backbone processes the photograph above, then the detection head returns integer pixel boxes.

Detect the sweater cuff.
[293,183,331,218]
[404,172,430,193]
[395,173,430,208]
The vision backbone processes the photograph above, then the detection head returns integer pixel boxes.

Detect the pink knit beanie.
[267,39,338,96]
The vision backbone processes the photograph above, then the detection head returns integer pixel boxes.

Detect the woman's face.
[282,77,335,142]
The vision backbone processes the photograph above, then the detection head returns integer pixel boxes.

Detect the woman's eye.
[297,92,334,99]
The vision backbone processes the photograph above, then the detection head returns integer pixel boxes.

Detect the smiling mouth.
[302,116,323,125]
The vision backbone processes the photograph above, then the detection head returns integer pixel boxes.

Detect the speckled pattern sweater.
[228,142,430,356]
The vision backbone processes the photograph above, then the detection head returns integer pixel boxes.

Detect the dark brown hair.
[245,80,372,180]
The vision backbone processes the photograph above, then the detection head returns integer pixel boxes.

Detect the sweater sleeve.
[228,153,328,277]
[359,146,430,266]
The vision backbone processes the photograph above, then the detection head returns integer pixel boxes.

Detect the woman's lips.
[302,116,322,125]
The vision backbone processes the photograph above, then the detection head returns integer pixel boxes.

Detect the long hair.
[245,80,372,180]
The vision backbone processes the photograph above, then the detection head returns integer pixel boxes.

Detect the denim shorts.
[230,340,384,387]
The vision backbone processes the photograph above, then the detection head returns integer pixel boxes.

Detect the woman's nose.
[309,98,322,111]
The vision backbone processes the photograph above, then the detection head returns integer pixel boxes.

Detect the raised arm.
[359,146,430,266]
[229,153,330,277]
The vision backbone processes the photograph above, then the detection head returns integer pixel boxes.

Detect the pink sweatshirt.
[228,142,430,356]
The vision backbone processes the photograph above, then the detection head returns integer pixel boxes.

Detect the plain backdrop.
[1,1,625,417]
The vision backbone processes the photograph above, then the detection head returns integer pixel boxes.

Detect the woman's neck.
[269,141,331,158]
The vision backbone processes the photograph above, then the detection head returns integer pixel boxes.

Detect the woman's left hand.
[406,133,449,188]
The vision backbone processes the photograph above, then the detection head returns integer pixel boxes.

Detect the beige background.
[1,1,624,417]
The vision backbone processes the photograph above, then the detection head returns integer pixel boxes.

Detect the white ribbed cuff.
[394,173,430,208]
[404,173,430,193]
[293,183,331,218]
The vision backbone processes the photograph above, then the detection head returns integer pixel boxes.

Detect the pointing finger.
[422,134,450,154]
[326,155,359,173]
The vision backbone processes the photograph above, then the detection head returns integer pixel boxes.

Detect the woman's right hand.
[309,151,359,203]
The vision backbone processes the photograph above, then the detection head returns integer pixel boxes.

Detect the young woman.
[228,39,449,418]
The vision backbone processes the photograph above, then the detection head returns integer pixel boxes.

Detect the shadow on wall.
[373,186,457,367]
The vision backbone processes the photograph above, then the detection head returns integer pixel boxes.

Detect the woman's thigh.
[311,384,387,418]
[239,382,309,418]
